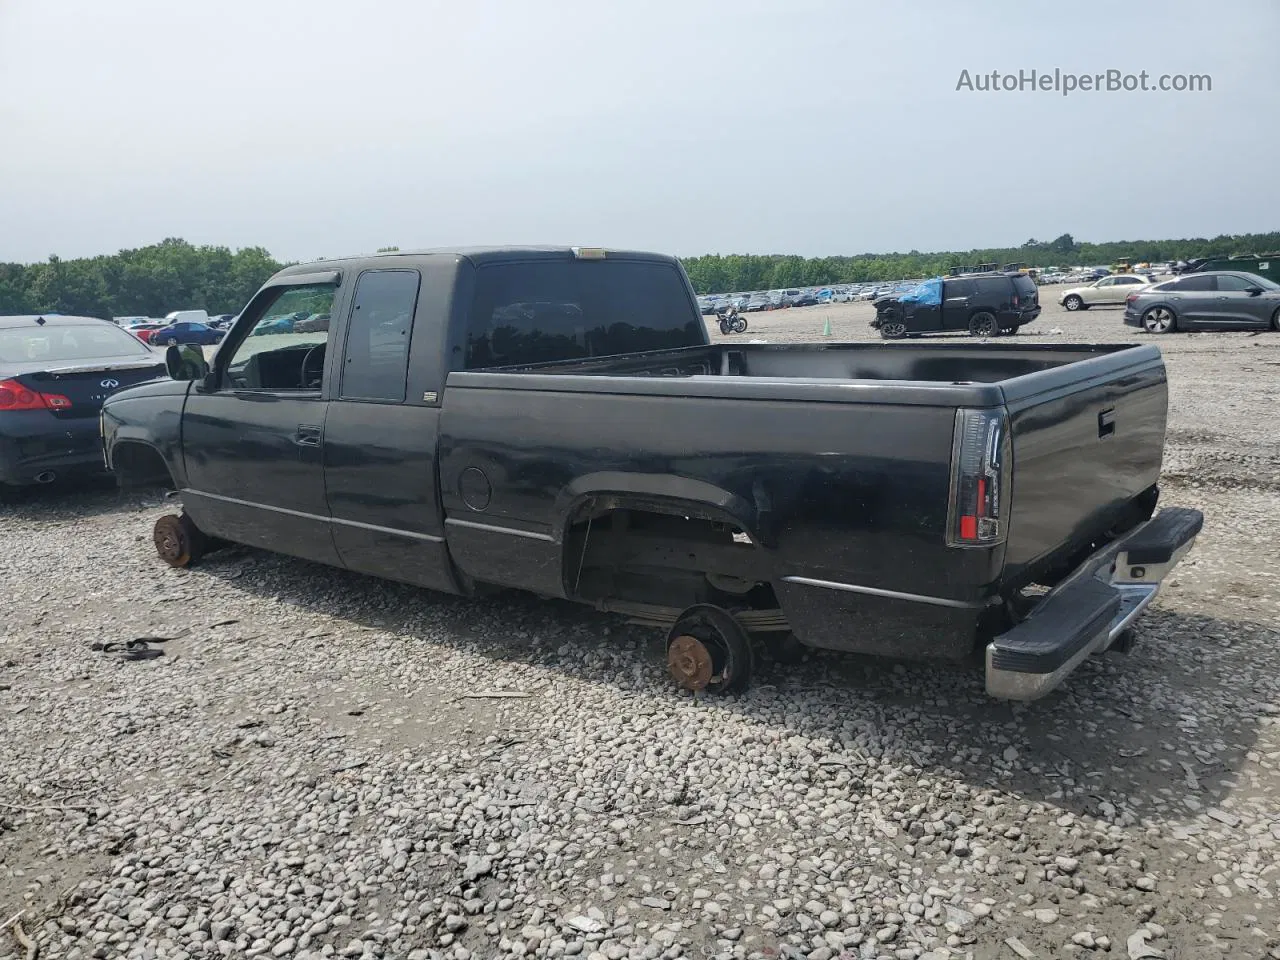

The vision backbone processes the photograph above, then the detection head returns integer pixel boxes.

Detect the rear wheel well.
[111,442,174,490]
[562,499,779,618]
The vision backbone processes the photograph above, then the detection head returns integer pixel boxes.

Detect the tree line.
[680,231,1280,294]
[3,231,1279,317]
[0,238,283,319]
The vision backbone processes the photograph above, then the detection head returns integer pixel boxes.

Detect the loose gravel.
[3,300,1280,960]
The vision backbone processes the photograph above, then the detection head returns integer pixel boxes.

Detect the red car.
[126,323,166,344]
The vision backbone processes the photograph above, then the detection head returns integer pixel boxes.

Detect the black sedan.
[1123,271,1280,334]
[0,315,165,489]
[149,321,226,347]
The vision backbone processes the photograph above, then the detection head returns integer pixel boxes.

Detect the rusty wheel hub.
[153,515,191,568]
[667,634,714,691]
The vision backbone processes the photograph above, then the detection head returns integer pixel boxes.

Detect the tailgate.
[1000,349,1167,586]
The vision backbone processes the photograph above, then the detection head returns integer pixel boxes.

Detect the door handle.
[294,424,322,447]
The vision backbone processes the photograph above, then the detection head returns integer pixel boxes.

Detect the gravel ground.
[3,297,1279,960]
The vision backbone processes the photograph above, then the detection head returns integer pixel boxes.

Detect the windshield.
[0,323,152,364]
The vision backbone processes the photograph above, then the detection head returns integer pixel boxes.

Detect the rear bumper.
[0,415,106,485]
[985,506,1203,700]
[1123,309,1142,327]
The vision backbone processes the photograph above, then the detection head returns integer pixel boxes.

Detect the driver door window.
[1215,275,1254,292]
[224,284,336,391]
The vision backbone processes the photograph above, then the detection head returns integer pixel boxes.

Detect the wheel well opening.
[112,442,174,490]
[562,499,779,618]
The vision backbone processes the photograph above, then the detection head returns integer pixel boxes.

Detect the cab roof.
[270,246,682,280]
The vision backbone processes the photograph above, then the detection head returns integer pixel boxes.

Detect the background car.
[1059,274,1152,311]
[1124,271,1280,334]
[251,314,301,336]
[0,315,166,489]
[126,322,166,343]
[294,313,330,333]
[150,321,225,347]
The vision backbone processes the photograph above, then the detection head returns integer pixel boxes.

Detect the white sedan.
[1059,274,1152,311]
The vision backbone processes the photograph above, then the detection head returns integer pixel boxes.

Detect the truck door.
[180,274,343,565]
[940,279,974,330]
[322,264,462,594]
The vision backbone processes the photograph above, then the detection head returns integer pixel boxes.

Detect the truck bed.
[440,340,1168,653]
[480,340,1151,386]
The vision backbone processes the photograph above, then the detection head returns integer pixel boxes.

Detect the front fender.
[102,380,192,486]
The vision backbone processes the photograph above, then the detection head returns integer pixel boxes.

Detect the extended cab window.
[225,283,336,390]
[340,270,420,402]
[465,259,703,369]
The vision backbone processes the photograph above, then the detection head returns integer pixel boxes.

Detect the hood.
[103,376,192,406]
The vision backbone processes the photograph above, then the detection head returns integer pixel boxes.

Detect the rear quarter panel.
[438,381,1003,604]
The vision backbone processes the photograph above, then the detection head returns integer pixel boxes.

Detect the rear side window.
[943,279,974,298]
[1174,275,1215,291]
[466,259,703,369]
[1012,275,1038,296]
[341,270,420,402]
[974,277,1009,297]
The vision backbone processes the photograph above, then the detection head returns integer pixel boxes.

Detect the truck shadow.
[194,545,1273,825]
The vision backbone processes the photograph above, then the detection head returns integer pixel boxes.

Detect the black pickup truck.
[101,246,1202,700]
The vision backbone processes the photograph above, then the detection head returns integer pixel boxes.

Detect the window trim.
[337,268,422,404]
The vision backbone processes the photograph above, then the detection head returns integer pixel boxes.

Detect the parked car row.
[697,281,925,315]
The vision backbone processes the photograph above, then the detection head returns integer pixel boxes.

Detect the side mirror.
[165,343,210,382]
[1246,286,1263,296]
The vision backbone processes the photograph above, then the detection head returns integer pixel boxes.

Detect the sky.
[1,0,1277,264]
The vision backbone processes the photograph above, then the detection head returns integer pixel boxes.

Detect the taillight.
[0,378,72,411]
[1012,295,1020,307]
[947,408,1010,547]
[1126,293,1139,303]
